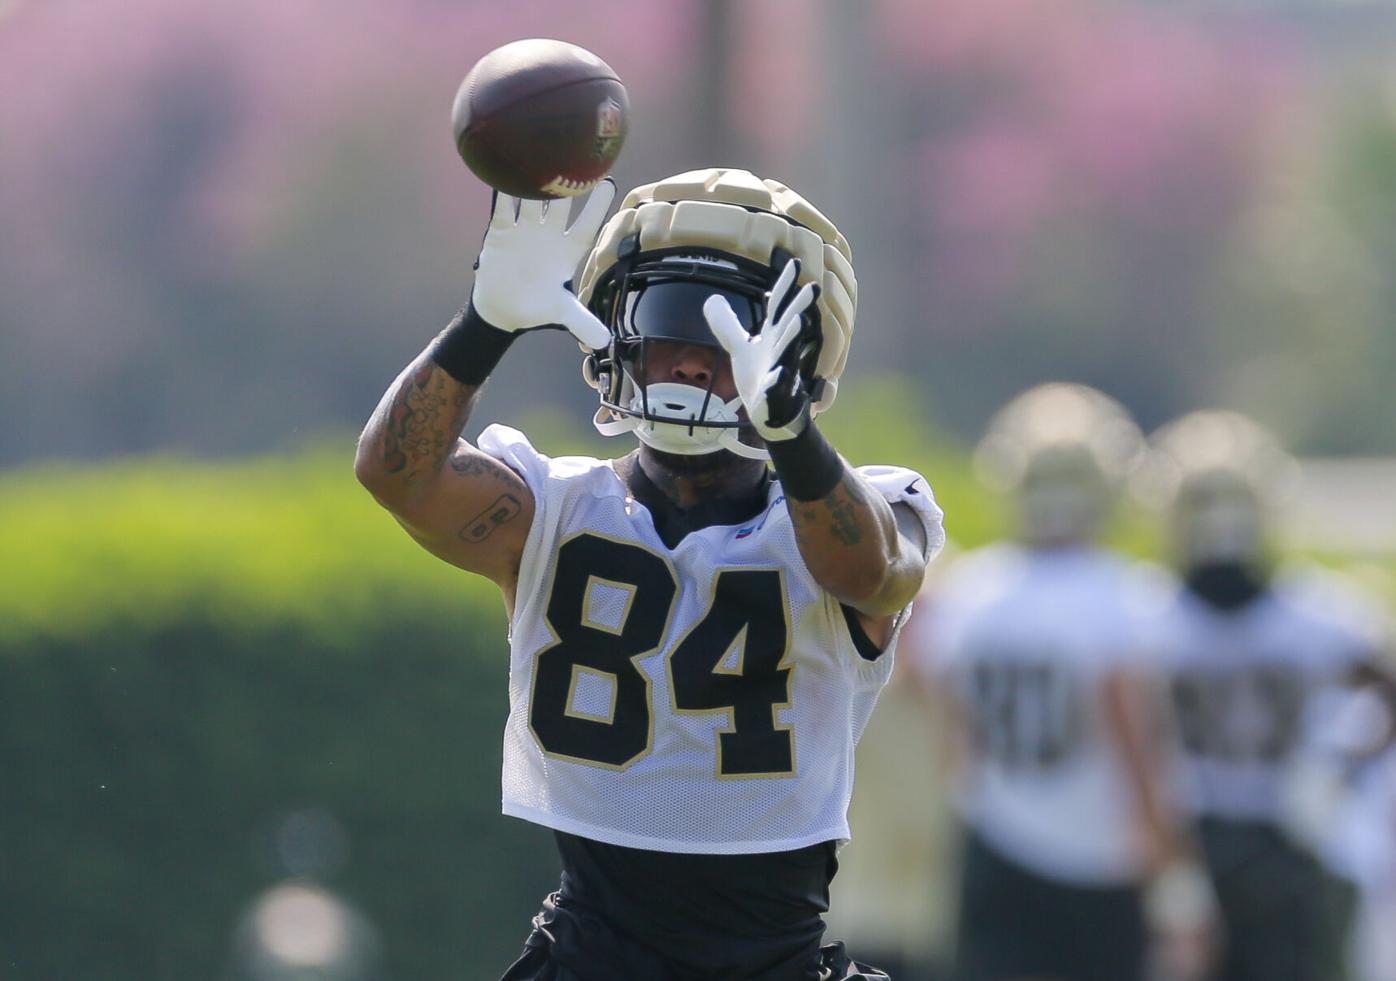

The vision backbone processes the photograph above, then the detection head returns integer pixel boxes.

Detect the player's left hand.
[704,258,818,442]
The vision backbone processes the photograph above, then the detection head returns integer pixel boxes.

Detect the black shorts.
[952,828,1146,981]
[1197,817,1351,981]
[498,891,891,981]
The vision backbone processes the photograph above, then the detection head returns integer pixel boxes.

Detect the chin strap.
[593,382,771,460]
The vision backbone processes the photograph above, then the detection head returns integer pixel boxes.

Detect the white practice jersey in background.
[909,544,1166,885]
[1154,566,1385,824]
[478,425,944,855]
[1323,750,1396,981]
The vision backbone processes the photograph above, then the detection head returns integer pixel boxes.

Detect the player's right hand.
[469,180,615,349]
[705,257,818,442]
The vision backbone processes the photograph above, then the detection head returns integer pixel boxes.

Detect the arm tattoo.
[790,480,864,546]
[824,483,863,546]
[459,493,523,543]
[378,363,476,483]
[449,451,498,477]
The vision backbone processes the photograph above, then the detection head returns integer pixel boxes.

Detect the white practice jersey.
[1331,752,1396,981]
[478,425,944,855]
[908,544,1166,885]
[1154,566,1385,824]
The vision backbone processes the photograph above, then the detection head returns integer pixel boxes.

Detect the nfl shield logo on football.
[596,98,623,139]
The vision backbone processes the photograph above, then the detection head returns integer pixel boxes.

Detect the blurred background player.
[905,383,1215,981]
[1143,410,1395,981]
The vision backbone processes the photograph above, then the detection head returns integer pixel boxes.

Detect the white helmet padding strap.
[592,382,769,460]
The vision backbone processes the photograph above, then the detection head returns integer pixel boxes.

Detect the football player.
[354,169,943,980]
[1145,410,1394,981]
[904,384,1215,981]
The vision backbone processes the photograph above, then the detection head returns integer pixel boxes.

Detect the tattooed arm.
[352,184,624,597]
[354,347,534,596]
[788,469,929,645]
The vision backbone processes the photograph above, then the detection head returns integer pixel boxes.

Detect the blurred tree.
[1211,70,1396,453]
[2,0,1395,466]
[0,0,696,466]
[873,0,1294,436]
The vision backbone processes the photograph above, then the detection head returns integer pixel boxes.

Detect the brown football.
[452,38,628,200]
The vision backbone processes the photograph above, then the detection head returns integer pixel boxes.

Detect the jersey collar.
[622,455,772,550]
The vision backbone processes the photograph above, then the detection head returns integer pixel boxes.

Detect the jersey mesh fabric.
[479,424,943,855]
[909,544,1166,885]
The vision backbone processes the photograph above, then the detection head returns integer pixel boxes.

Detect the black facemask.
[1184,560,1269,611]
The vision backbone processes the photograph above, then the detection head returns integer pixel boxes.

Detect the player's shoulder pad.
[929,542,1029,608]
[945,541,1026,581]
[1275,560,1393,649]
[854,464,946,563]
[477,424,615,495]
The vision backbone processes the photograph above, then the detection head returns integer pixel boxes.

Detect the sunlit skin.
[639,340,735,397]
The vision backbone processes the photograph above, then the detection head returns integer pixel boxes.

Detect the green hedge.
[0,440,560,979]
[0,444,492,645]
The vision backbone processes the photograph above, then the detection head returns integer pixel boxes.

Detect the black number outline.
[1170,664,1305,764]
[666,568,797,780]
[527,536,800,777]
[968,657,1083,771]
[528,531,679,771]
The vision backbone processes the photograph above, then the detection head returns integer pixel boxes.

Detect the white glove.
[1146,861,1220,981]
[704,258,818,442]
[470,182,615,350]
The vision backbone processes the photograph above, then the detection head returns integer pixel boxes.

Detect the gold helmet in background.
[975,383,1146,546]
[1142,410,1298,569]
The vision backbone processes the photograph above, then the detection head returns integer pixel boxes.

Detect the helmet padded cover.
[1145,410,1298,512]
[577,168,857,414]
[974,383,1145,490]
